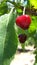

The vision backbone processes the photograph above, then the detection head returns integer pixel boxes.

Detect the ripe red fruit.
[16,15,31,30]
[18,34,27,43]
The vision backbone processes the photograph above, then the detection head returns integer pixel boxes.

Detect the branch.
[25,7,37,16]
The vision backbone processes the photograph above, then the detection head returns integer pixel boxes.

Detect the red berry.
[18,34,27,43]
[16,15,31,30]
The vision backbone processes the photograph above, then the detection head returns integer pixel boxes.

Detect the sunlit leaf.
[28,16,37,33]
[0,9,18,65]
[29,0,37,9]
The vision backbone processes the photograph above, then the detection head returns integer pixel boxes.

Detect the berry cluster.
[16,15,31,43]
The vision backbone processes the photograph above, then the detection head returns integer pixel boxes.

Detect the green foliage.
[27,0,37,9]
[0,2,8,16]
[0,14,8,65]
[16,8,23,15]
[0,0,37,65]
[0,9,18,65]
[28,16,37,32]
[0,0,23,16]
[29,0,37,9]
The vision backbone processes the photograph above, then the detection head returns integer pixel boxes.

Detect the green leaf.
[29,0,37,9]
[0,2,8,16]
[16,8,23,13]
[0,14,8,65]
[0,9,18,65]
[28,16,37,33]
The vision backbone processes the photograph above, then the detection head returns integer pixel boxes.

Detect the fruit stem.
[21,43,25,51]
[23,7,25,15]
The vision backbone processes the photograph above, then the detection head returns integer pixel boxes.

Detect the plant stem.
[21,43,25,51]
[23,7,25,15]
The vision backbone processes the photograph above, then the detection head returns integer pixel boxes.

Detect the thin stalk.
[21,43,25,51]
[23,7,25,15]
